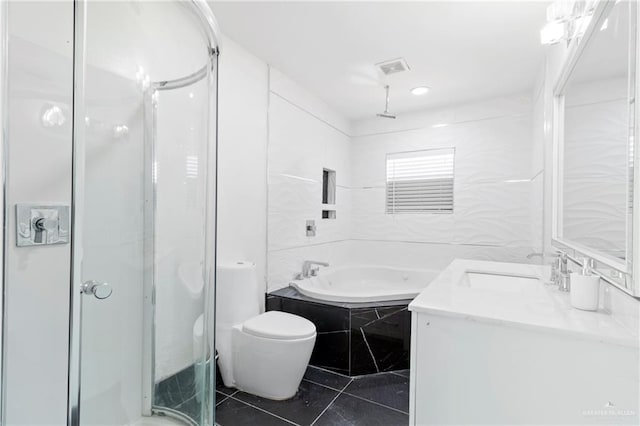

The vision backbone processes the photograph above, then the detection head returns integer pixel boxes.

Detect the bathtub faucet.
[302,261,330,278]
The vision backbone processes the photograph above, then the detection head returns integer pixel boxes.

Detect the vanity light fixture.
[411,86,430,96]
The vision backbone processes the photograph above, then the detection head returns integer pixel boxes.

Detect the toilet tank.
[216,261,260,328]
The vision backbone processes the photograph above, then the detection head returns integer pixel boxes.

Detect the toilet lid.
[243,311,316,340]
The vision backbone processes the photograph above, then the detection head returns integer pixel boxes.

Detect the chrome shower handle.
[32,216,57,244]
[82,280,113,300]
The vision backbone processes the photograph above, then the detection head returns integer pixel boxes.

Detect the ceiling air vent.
[375,57,410,75]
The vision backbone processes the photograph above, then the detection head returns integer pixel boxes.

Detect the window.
[386,148,455,214]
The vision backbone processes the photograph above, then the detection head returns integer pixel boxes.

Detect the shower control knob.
[82,280,113,300]
[32,216,57,244]
[33,217,56,231]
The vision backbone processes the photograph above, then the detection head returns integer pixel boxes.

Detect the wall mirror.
[553,0,639,296]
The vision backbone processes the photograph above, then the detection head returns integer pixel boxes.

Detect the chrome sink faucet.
[302,260,329,278]
[526,251,571,290]
[558,252,571,292]
[527,252,560,285]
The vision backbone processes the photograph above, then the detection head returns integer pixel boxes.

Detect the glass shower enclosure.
[2,0,219,425]
[71,1,219,425]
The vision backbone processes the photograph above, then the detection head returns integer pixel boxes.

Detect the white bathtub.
[290,265,440,303]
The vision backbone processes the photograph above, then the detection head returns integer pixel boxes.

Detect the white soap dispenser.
[570,258,600,311]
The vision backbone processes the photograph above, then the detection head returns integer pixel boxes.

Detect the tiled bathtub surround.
[267,69,352,292]
[267,90,543,291]
[267,288,411,376]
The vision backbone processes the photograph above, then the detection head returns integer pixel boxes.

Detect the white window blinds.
[386,148,455,214]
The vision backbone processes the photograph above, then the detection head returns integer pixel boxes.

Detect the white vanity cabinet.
[409,260,639,425]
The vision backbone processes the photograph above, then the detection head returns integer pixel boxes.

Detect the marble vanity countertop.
[409,259,639,348]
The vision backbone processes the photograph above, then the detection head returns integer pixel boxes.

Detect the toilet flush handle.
[82,280,113,300]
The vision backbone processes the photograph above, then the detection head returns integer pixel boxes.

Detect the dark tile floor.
[155,364,203,423]
[215,367,409,426]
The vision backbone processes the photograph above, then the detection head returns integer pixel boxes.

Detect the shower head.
[377,85,397,119]
[377,112,397,119]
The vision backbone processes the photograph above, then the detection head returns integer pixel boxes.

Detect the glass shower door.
[149,69,213,423]
[70,1,218,425]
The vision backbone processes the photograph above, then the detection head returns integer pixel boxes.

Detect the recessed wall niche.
[322,168,336,219]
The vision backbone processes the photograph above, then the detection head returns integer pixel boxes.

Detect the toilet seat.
[242,311,316,340]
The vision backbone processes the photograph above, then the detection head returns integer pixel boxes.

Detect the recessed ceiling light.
[411,86,430,96]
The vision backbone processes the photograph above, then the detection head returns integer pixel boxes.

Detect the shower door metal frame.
[67,0,86,423]
[141,61,218,424]
[0,0,8,423]
[67,1,221,424]
[141,86,156,418]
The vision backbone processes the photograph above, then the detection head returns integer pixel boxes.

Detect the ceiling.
[210,1,550,120]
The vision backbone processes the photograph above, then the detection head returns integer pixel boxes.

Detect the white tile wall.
[217,36,269,298]
[268,92,541,290]
[269,68,351,135]
[347,240,533,271]
[349,95,538,268]
[267,70,351,291]
[530,70,545,253]
[268,241,353,292]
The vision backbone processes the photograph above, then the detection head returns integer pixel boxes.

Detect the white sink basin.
[461,270,540,292]
[410,259,637,347]
[408,259,639,426]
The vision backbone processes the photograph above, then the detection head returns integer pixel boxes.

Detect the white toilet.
[216,261,316,400]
